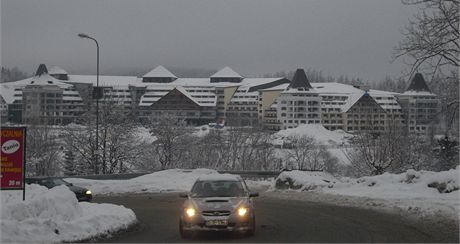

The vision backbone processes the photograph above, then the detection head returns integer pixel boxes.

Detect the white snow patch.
[273,124,352,146]
[273,168,460,220]
[275,170,337,191]
[134,126,157,143]
[65,168,220,195]
[1,184,136,243]
[192,125,211,138]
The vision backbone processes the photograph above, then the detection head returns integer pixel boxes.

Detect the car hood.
[186,197,249,211]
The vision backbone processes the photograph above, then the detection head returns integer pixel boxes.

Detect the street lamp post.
[78,33,100,174]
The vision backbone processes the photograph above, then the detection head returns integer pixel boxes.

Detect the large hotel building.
[0,64,440,134]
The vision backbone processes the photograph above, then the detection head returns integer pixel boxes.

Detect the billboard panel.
[1,127,26,190]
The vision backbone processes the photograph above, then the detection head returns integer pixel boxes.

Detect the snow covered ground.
[272,124,353,147]
[65,168,220,195]
[272,168,460,220]
[65,167,458,223]
[1,184,136,243]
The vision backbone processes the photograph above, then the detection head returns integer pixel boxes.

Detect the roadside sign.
[1,127,26,198]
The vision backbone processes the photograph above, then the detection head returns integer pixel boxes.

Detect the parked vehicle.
[179,174,258,238]
[25,177,92,202]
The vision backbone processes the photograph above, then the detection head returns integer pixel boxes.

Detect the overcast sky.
[1,0,418,81]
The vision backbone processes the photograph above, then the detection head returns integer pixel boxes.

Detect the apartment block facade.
[0,64,440,135]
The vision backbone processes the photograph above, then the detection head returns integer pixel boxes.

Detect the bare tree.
[26,123,62,176]
[285,135,316,170]
[345,130,400,176]
[148,114,190,170]
[391,132,433,172]
[62,101,143,174]
[394,0,459,76]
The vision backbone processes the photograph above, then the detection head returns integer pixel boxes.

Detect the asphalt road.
[94,193,459,243]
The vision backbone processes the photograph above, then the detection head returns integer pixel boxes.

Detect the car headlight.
[85,190,92,195]
[185,208,196,218]
[237,207,248,217]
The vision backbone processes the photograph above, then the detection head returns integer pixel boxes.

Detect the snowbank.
[273,124,352,146]
[1,184,136,243]
[275,170,337,191]
[66,168,219,195]
[273,168,460,219]
[330,167,459,199]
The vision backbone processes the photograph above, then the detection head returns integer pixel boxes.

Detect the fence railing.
[34,170,282,180]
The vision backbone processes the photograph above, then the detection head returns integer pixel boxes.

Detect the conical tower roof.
[406,73,431,93]
[35,64,48,76]
[288,68,312,90]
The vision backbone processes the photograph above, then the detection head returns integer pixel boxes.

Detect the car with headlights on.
[179,174,258,238]
[25,177,92,202]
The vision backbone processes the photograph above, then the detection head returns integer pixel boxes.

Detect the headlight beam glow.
[237,207,248,217]
[186,208,196,217]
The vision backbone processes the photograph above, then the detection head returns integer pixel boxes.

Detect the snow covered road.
[93,193,458,243]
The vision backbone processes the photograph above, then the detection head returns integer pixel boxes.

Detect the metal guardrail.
[41,170,282,180]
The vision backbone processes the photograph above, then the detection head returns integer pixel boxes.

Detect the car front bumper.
[76,194,92,202]
[181,214,253,233]
[182,222,252,232]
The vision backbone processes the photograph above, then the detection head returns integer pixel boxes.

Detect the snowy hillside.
[272,124,352,146]
[1,185,136,243]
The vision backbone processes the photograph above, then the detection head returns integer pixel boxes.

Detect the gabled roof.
[143,65,177,78]
[210,67,243,78]
[405,73,431,93]
[288,68,313,90]
[343,92,383,113]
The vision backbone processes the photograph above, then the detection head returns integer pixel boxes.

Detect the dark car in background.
[25,177,92,202]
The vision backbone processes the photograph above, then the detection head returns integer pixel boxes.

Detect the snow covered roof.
[341,92,366,112]
[2,64,72,89]
[66,75,141,87]
[0,84,16,104]
[143,65,177,78]
[164,77,284,88]
[28,73,72,88]
[139,86,216,107]
[260,83,289,91]
[210,67,243,78]
[48,66,68,75]
[400,91,437,96]
[312,82,362,94]
[310,83,401,113]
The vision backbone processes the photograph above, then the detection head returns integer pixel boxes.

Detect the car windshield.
[190,180,246,198]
